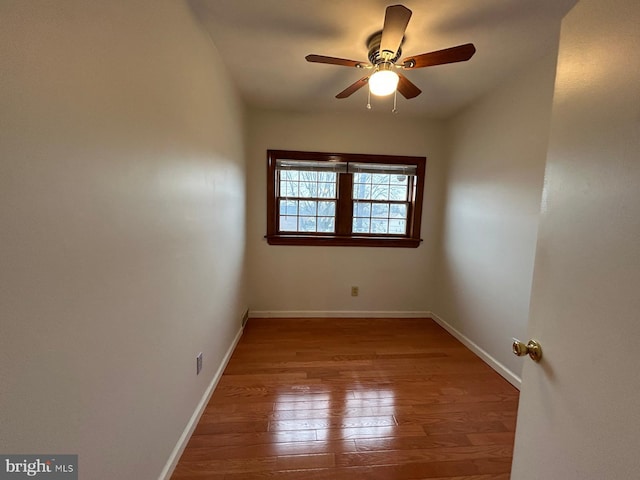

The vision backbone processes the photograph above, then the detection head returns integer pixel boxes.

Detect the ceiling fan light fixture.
[369,65,399,96]
[306,4,475,101]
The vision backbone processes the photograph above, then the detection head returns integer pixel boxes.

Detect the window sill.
[265,235,422,248]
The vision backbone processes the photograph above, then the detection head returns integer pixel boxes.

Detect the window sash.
[277,198,337,234]
[276,165,339,234]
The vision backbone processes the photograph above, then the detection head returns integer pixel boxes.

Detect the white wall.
[433,50,560,382]
[246,110,444,315]
[0,2,246,479]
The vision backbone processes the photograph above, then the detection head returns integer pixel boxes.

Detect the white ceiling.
[190,0,576,118]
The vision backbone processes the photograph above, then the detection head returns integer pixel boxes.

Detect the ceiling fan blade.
[402,43,476,69]
[306,54,363,68]
[379,5,412,59]
[397,73,421,99]
[336,76,370,99]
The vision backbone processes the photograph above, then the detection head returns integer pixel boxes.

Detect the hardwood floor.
[172,318,519,479]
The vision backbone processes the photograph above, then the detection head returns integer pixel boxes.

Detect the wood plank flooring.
[172,318,519,479]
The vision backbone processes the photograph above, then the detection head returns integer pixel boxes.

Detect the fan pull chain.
[366,89,372,110]
[392,89,398,114]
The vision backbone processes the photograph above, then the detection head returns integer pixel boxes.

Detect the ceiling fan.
[306,4,476,101]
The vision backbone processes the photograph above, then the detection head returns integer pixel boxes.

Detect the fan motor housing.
[366,31,403,65]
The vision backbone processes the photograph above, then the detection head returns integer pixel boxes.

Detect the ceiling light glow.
[369,69,399,96]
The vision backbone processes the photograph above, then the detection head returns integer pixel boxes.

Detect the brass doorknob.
[512,339,542,362]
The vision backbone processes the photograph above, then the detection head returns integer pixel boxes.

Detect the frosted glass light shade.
[369,70,399,96]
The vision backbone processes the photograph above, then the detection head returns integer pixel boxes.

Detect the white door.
[510,0,640,478]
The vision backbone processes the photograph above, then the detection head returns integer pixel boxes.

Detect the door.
[510,0,640,478]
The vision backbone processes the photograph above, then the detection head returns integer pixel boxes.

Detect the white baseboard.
[248,310,431,319]
[158,325,244,480]
[428,311,521,389]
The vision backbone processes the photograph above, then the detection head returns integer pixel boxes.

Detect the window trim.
[266,150,426,247]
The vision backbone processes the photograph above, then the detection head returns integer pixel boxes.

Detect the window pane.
[371,219,389,234]
[279,200,298,215]
[370,184,390,200]
[389,219,407,234]
[280,216,298,232]
[317,171,336,182]
[390,203,407,218]
[281,170,299,182]
[299,216,317,232]
[318,201,336,216]
[298,181,317,197]
[389,185,408,200]
[352,217,370,233]
[299,171,318,182]
[372,173,390,185]
[299,200,317,216]
[317,217,335,233]
[390,174,408,185]
[280,180,298,197]
[353,183,371,200]
[372,203,390,218]
[353,202,371,217]
[353,172,367,184]
[317,182,336,198]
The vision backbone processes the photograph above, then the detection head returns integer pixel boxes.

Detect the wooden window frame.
[266,150,426,248]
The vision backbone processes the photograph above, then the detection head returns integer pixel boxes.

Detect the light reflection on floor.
[270,388,396,453]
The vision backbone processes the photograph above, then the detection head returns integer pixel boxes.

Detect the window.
[266,150,426,247]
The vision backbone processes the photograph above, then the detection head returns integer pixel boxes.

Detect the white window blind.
[276,159,348,173]
[348,163,417,176]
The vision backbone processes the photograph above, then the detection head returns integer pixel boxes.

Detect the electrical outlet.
[351,286,359,297]
[196,352,203,375]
